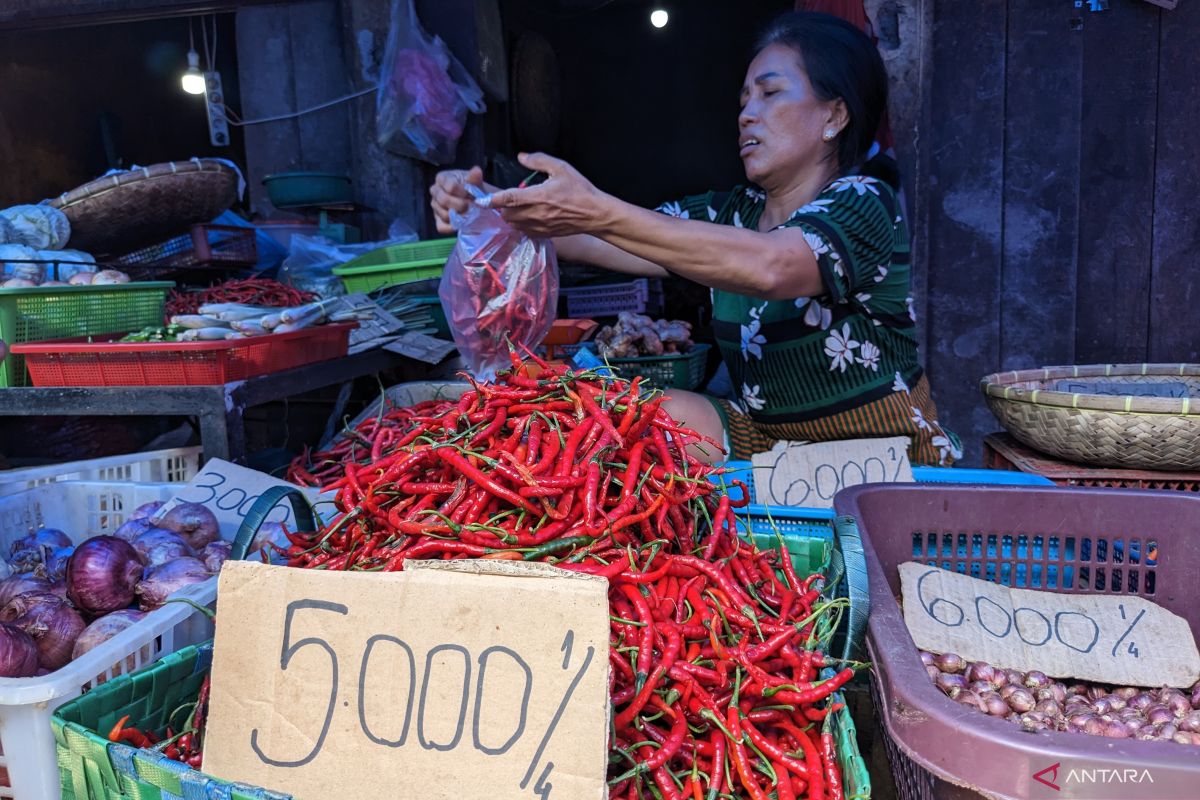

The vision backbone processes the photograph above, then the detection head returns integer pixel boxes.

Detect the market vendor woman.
[431,11,959,465]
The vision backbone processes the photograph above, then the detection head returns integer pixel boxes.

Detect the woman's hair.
[754,11,889,179]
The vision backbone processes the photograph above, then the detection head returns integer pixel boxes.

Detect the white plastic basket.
[0,481,216,799]
[0,447,202,497]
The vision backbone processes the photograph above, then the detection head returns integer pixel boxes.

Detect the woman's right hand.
[429,166,485,235]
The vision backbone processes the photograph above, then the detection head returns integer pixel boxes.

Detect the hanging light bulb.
[181,49,206,94]
[650,8,669,28]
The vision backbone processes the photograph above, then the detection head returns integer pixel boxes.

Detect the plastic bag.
[280,227,418,298]
[375,0,486,165]
[438,187,559,380]
[0,205,70,249]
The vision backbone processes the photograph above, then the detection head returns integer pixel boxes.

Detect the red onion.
[1155,722,1179,739]
[48,581,69,601]
[111,518,153,544]
[1024,670,1050,690]
[156,503,219,550]
[1180,712,1200,733]
[135,558,210,611]
[10,529,72,557]
[1,592,85,670]
[1067,712,1096,731]
[935,672,967,695]
[1162,690,1191,717]
[1019,712,1049,732]
[934,652,965,674]
[0,575,53,609]
[1084,717,1106,736]
[1113,686,1139,700]
[1147,706,1176,726]
[1087,685,1108,701]
[1106,695,1127,712]
[42,547,73,582]
[1004,669,1024,686]
[1092,697,1115,715]
[0,623,39,677]
[202,541,231,573]
[919,650,935,667]
[66,537,143,615]
[1100,720,1133,738]
[1007,687,1036,713]
[925,664,940,681]
[1034,699,1062,717]
[130,501,164,521]
[72,609,147,660]
[967,662,997,685]
[969,680,994,695]
[980,691,1009,717]
[1129,692,1155,711]
[132,529,194,567]
[1190,683,1200,710]
[954,690,982,710]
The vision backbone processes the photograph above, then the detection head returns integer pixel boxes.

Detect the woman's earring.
[823,129,836,141]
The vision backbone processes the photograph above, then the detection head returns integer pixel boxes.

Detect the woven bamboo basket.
[48,159,239,254]
[981,363,1200,470]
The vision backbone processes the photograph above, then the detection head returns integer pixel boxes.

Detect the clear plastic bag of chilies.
[438,186,559,380]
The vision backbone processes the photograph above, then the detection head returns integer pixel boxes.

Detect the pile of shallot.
[922,650,1200,746]
[0,501,229,678]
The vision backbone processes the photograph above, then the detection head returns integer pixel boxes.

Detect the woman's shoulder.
[819,175,897,205]
[789,175,900,230]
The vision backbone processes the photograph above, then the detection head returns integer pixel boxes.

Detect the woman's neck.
[758,164,840,230]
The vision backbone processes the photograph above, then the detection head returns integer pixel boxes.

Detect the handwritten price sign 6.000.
[899,563,1200,688]
[750,437,914,510]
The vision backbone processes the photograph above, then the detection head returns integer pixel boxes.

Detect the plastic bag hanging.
[438,186,559,380]
[375,0,486,165]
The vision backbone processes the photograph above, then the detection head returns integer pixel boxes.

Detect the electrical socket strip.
[203,71,230,147]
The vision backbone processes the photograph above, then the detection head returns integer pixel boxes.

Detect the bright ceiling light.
[181,49,206,95]
[650,8,669,28]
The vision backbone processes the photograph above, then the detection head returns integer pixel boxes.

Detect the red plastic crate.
[13,323,353,386]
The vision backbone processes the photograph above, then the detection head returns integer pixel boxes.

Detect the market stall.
[2,1,1200,799]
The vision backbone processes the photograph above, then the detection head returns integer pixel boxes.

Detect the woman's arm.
[488,154,824,300]
[554,234,669,278]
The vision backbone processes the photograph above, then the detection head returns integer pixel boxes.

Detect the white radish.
[170,315,229,329]
[68,272,94,285]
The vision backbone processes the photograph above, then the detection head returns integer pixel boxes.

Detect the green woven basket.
[332,238,456,293]
[0,282,173,387]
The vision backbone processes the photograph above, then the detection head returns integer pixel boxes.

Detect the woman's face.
[738,44,842,189]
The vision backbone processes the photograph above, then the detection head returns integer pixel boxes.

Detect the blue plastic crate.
[710,461,1054,544]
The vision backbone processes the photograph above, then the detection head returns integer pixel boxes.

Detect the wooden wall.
[904,0,1200,463]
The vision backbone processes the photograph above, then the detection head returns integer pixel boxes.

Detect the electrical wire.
[223,85,378,127]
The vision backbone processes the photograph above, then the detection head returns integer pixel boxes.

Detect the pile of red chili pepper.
[165,278,318,318]
[287,399,456,488]
[282,350,860,800]
[107,674,210,770]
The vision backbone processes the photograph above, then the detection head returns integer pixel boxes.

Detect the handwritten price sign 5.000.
[203,560,610,800]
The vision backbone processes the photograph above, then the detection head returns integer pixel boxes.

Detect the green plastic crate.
[0,282,173,387]
[332,238,456,293]
[53,644,291,800]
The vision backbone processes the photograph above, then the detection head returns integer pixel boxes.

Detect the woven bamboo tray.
[48,160,239,254]
[981,363,1200,470]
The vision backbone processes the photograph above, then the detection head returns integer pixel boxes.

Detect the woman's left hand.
[485,153,612,237]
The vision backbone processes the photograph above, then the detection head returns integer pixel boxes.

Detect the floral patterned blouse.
[658,176,931,427]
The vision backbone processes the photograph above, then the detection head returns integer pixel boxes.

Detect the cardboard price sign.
[900,563,1200,687]
[153,459,319,541]
[204,560,610,800]
[750,437,913,509]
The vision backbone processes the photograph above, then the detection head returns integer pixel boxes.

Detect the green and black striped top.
[657,176,922,423]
